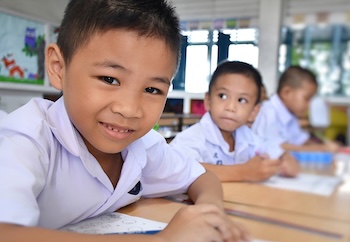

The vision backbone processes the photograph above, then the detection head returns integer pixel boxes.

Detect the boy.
[0,1,249,241]
[170,61,299,182]
[252,65,340,152]
[246,82,267,128]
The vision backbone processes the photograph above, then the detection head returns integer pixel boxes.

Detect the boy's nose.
[226,101,237,112]
[110,91,143,118]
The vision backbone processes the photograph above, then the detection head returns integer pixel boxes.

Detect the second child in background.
[252,65,340,153]
[170,61,299,182]
[246,82,268,128]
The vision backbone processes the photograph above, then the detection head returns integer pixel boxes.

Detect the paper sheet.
[60,212,167,234]
[60,211,273,241]
[261,173,342,196]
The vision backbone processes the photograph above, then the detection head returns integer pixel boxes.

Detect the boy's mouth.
[101,122,133,133]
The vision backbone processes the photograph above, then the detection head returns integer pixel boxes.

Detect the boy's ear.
[204,92,211,111]
[46,43,65,91]
[247,103,261,123]
[279,85,293,99]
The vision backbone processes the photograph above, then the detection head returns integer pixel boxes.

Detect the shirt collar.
[200,112,255,150]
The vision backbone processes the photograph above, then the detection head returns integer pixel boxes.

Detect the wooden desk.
[117,198,349,242]
[222,171,350,223]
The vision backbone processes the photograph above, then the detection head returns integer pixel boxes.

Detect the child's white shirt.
[0,97,205,229]
[170,112,284,165]
[252,94,310,146]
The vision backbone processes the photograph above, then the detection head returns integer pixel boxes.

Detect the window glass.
[280,25,350,96]
[185,45,209,93]
[228,44,259,67]
[181,28,259,93]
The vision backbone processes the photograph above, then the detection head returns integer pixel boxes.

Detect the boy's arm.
[281,139,340,153]
[197,157,281,183]
[186,170,225,208]
[0,223,165,242]
[185,170,250,240]
[0,207,250,242]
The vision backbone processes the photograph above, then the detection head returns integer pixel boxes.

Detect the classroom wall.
[0,0,349,112]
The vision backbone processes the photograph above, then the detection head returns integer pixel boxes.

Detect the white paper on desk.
[60,212,167,234]
[261,173,342,196]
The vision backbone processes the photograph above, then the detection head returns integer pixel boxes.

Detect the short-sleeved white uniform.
[252,94,310,146]
[0,97,205,229]
[170,112,284,165]
[0,110,7,119]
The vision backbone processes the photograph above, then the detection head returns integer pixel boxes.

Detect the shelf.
[166,90,205,114]
[0,82,60,94]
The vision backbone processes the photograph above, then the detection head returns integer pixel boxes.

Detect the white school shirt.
[170,112,284,166]
[0,110,7,119]
[252,94,310,146]
[0,97,205,229]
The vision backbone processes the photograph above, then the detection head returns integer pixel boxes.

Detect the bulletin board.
[0,11,46,85]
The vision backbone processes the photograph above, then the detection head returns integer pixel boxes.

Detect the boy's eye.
[145,87,162,94]
[238,97,248,103]
[219,93,227,100]
[100,76,120,85]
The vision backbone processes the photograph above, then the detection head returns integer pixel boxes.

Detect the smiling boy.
[0,1,249,241]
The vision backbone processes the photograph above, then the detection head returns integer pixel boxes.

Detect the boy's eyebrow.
[93,60,171,86]
[215,87,255,98]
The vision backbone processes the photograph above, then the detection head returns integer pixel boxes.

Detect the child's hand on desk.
[241,155,281,182]
[279,152,300,177]
[324,140,341,153]
[158,203,250,242]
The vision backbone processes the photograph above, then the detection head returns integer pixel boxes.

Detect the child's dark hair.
[57,0,181,65]
[208,61,262,104]
[277,66,317,94]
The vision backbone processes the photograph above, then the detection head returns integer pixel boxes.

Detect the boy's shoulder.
[236,125,262,145]
[0,98,53,134]
[139,129,168,149]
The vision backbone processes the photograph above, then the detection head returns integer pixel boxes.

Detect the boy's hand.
[279,152,300,177]
[324,140,341,153]
[242,155,281,182]
[158,204,251,242]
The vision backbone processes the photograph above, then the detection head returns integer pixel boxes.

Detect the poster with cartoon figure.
[0,11,45,85]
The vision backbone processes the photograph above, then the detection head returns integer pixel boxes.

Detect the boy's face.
[205,73,259,136]
[283,80,317,118]
[47,29,177,159]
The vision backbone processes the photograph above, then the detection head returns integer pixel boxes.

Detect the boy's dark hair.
[277,66,318,94]
[208,61,262,104]
[57,0,181,66]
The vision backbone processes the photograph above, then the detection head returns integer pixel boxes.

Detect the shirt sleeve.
[169,126,207,163]
[140,130,206,197]
[289,123,310,145]
[252,107,286,144]
[0,133,47,226]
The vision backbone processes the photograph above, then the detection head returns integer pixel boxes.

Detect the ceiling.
[0,0,349,26]
[0,0,69,24]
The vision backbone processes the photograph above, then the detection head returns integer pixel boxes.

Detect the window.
[280,24,350,96]
[178,28,259,93]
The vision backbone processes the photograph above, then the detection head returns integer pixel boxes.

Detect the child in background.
[246,82,268,128]
[170,61,299,182]
[252,65,340,153]
[0,1,249,241]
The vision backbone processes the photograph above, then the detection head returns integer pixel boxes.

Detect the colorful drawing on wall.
[0,12,45,85]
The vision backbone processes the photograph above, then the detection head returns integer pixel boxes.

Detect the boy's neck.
[221,131,235,152]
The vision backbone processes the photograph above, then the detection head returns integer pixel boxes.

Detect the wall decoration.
[0,11,45,85]
[180,18,243,31]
